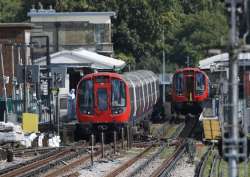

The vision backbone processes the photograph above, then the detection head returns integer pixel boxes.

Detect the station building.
[27,7,115,59]
[0,7,121,124]
[0,23,33,97]
[26,7,123,122]
[34,48,125,121]
[199,52,250,132]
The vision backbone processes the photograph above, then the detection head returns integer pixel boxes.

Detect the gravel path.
[117,148,163,177]
[78,148,143,177]
[0,156,31,170]
[168,156,196,177]
[130,157,164,177]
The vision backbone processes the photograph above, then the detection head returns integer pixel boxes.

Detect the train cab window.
[98,88,108,111]
[111,79,126,107]
[175,73,183,95]
[79,80,93,114]
[196,73,205,94]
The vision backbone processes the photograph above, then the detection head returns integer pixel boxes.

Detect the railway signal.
[51,67,66,88]
[16,65,40,83]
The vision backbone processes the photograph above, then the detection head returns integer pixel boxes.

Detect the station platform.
[199,100,221,142]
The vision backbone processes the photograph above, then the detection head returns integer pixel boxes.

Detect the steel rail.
[194,146,212,177]
[13,147,60,157]
[149,115,199,177]
[0,148,62,175]
[44,149,102,177]
[105,144,154,177]
[128,123,186,177]
[0,143,87,177]
[149,140,186,177]
[43,139,125,177]
[0,149,72,177]
[19,146,91,177]
[209,154,219,177]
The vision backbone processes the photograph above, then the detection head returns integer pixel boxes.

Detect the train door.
[185,75,194,102]
[94,76,111,118]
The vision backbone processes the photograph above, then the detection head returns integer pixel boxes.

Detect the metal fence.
[1,96,51,123]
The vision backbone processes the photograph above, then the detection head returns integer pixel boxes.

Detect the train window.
[111,79,126,107]
[97,88,108,111]
[96,76,109,83]
[175,73,183,95]
[196,73,205,94]
[79,80,93,114]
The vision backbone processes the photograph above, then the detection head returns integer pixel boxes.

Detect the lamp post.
[162,30,166,104]
[227,0,239,177]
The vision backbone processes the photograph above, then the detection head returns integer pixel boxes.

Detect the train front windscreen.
[78,77,126,116]
[78,79,94,115]
[195,72,205,95]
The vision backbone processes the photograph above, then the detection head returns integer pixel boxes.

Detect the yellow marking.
[202,119,221,140]
[189,93,192,101]
[22,113,39,133]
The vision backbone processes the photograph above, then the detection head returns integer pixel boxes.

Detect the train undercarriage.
[74,119,151,142]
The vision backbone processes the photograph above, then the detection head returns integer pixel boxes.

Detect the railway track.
[126,123,185,177]
[103,121,187,177]
[0,115,201,177]
[195,147,212,177]
[147,116,199,177]
[209,153,220,177]
[13,147,60,157]
[105,144,155,177]
[194,146,220,177]
[0,142,88,177]
[149,140,186,177]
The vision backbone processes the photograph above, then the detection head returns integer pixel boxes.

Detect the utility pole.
[11,45,15,102]
[162,30,166,104]
[23,46,28,112]
[186,56,190,67]
[0,44,8,122]
[227,0,239,177]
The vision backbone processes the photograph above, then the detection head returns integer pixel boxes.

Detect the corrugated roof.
[34,48,126,70]
[199,53,229,69]
[0,23,34,28]
[199,52,250,70]
[28,11,116,17]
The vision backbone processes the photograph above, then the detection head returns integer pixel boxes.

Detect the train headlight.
[82,109,93,115]
[112,107,125,114]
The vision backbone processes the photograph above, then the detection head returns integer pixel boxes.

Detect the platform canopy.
[199,53,229,70]
[199,52,250,70]
[34,48,126,71]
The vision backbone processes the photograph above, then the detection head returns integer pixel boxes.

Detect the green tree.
[162,0,228,67]
[0,0,22,22]
[4,0,228,72]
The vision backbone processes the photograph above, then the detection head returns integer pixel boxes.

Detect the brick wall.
[0,25,32,97]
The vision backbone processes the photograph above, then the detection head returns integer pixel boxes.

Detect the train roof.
[175,67,202,73]
[123,70,158,86]
[174,67,208,75]
[81,72,124,80]
[79,70,158,87]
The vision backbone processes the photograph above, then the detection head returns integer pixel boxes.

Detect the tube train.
[171,67,209,116]
[75,70,159,138]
